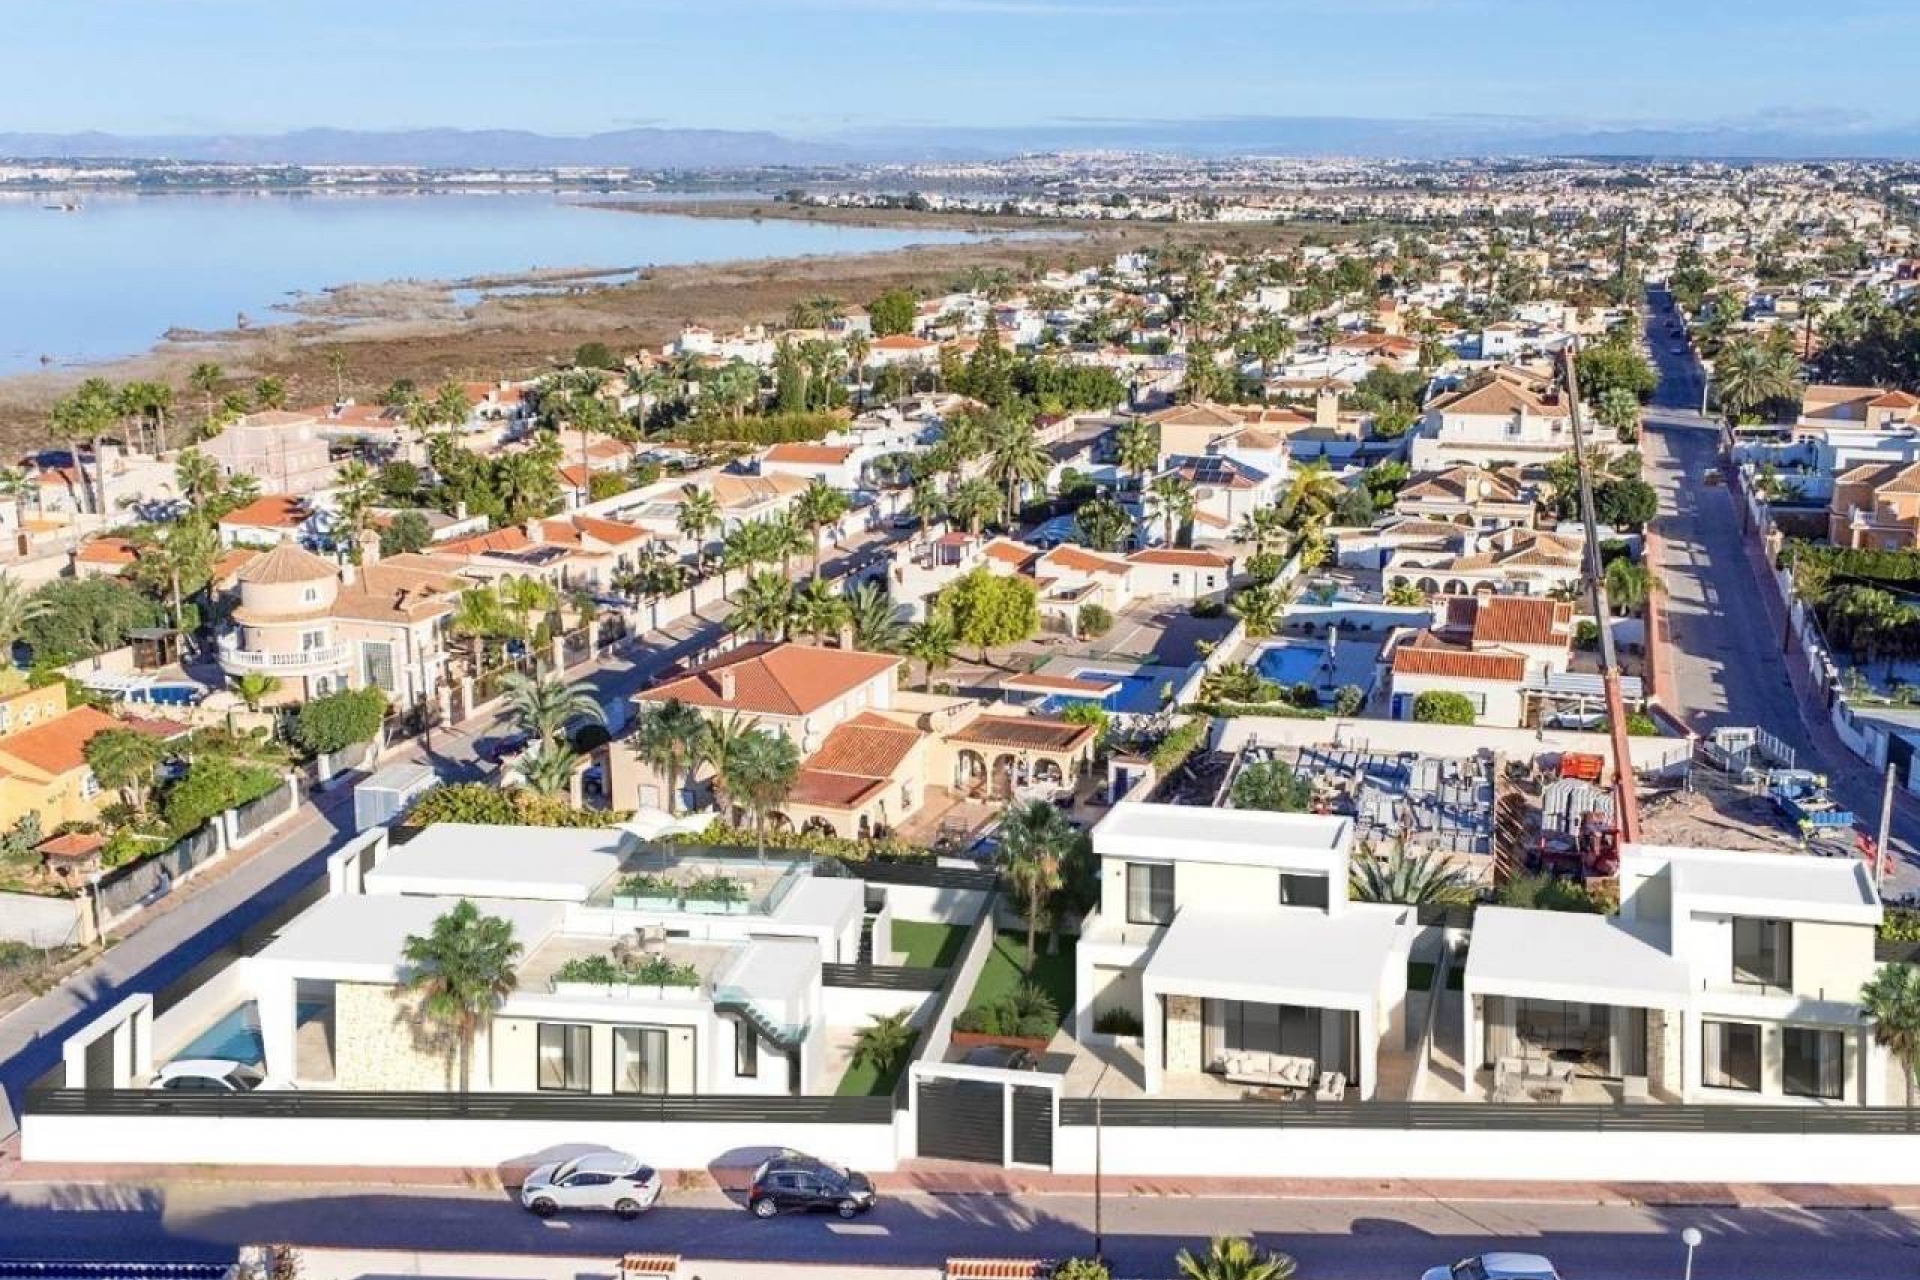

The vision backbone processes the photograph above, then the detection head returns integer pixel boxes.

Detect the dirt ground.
[0,210,1316,458]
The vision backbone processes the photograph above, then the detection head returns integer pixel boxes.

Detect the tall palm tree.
[730,570,796,641]
[1712,335,1801,423]
[333,460,378,553]
[791,576,851,643]
[946,477,1002,537]
[50,378,118,517]
[500,672,604,747]
[632,698,706,816]
[174,448,222,506]
[1115,420,1159,488]
[323,346,350,403]
[234,672,281,711]
[721,727,801,859]
[998,799,1071,974]
[1231,584,1283,638]
[452,585,510,669]
[903,616,957,691]
[766,513,812,579]
[188,362,224,437]
[1861,963,1920,1111]
[513,740,580,798]
[1604,557,1655,616]
[1147,473,1196,548]
[1175,1236,1297,1280]
[845,581,906,652]
[985,419,1050,525]
[1278,458,1344,527]
[845,332,872,408]
[129,517,217,631]
[401,899,522,1092]
[254,376,289,411]
[0,576,44,658]
[498,575,556,646]
[794,479,850,579]
[697,711,756,819]
[1237,504,1290,551]
[0,467,35,553]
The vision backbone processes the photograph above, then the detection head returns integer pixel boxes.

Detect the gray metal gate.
[916,1077,1005,1164]
[83,1032,114,1090]
[1010,1085,1053,1167]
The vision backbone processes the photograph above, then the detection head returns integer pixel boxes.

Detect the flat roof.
[1142,905,1404,1007]
[365,823,627,902]
[1095,801,1351,870]
[772,876,864,933]
[718,937,820,1010]
[1629,843,1880,925]
[259,893,565,975]
[1464,905,1690,1005]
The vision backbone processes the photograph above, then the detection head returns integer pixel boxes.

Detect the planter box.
[612,894,682,912]
[550,979,701,1000]
[950,1029,1052,1054]
[684,897,748,915]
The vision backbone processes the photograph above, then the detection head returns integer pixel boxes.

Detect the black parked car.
[746,1153,876,1219]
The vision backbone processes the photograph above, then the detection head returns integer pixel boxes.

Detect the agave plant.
[1348,840,1473,906]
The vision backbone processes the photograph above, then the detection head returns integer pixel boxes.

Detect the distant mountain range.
[5,116,1919,167]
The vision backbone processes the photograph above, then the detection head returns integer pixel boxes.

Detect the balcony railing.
[217,638,350,673]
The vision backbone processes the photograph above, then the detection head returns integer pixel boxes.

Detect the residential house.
[218,496,320,550]
[1386,595,1574,726]
[1124,548,1235,602]
[1154,455,1278,545]
[1393,465,1536,529]
[1383,526,1585,598]
[531,514,649,589]
[1826,460,1920,549]
[0,684,175,833]
[1412,365,1576,470]
[201,410,338,496]
[759,443,865,491]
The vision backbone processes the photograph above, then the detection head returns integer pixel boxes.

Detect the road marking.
[826,1222,889,1235]
[541,1219,572,1230]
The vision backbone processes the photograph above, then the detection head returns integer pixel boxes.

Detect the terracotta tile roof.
[0,706,124,777]
[872,335,936,350]
[331,561,460,624]
[982,538,1041,571]
[1149,402,1243,429]
[75,537,138,567]
[118,714,191,739]
[763,443,856,465]
[711,472,809,510]
[1870,390,1920,409]
[1429,366,1562,418]
[538,515,646,547]
[440,527,533,556]
[639,642,901,718]
[212,547,260,583]
[1041,545,1128,576]
[804,712,924,781]
[1002,672,1120,695]
[237,541,336,585]
[1127,548,1228,568]
[947,714,1095,752]
[790,768,889,809]
[1400,465,1522,505]
[37,831,105,861]
[1471,596,1573,647]
[220,496,308,529]
[1391,638,1525,683]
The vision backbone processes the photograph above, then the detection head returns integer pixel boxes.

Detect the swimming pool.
[173,1000,327,1066]
[1256,642,1332,688]
[1036,670,1166,715]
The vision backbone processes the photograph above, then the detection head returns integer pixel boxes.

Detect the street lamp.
[1681,1226,1703,1280]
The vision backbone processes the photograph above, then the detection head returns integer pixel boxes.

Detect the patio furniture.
[638,924,668,956]
[1241,1086,1297,1103]
[1216,1051,1316,1092]
[1315,1071,1347,1102]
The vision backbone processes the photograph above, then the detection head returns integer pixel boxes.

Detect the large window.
[1702,1020,1762,1092]
[1206,999,1321,1060]
[1279,873,1330,910]
[536,1022,591,1092]
[1126,862,1175,926]
[613,1026,669,1095]
[1783,1026,1844,1100]
[1732,918,1792,988]
[362,641,396,694]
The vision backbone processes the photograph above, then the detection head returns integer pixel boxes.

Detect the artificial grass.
[965,929,1077,1025]
[889,919,970,969]
[835,1054,904,1097]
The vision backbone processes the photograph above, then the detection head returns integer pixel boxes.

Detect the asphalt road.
[0,521,910,1139]
[3,1180,1917,1279]
[1639,286,1920,892]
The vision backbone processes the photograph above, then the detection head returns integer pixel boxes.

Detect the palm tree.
[130,517,217,631]
[1231,584,1283,638]
[676,487,721,568]
[792,576,851,643]
[1174,1236,1297,1280]
[1237,504,1290,551]
[947,477,1003,537]
[1604,557,1655,616]
[850,1011,916,1084]
[433,381,470,431]
[0,466,33,552]
[322,346,350,403]
[1596,385,1642,443]
[766,513,812,579]
[1147,474,1196,548]
[904,616,957,691]
[846,581,906,652]
[174,448,222,506]
[632,698,706,816]
[1349,841,1473,905]
[82,728,167,819]
[1278,458,1343,526]
[254,376,289,411]
[234,672,281,711]
[498,575,556,645]
[514,741,580,798]
[730,570,796,641]
[500,672,604,747]
[333,460,378,553]
[50,378,118,517]
[0,575,46,656]
[985,419,1050,524]
[845,332,872,407]
[998,798,1072,973]
[721,727,801,859]
[697,711,756,819]
[1115,420,1159,488]
[1860,963,1920,1110]
[400,899,523,1092]
[452,585,510,668]
[188,362,224,436]
[794,479,850,579]
[1712,335,1800,423]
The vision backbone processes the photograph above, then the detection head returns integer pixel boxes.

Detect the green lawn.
[835,1054,905,1097]
[965,929,1076,1024]
[1407,959,1464,992]
[889,919,969,969]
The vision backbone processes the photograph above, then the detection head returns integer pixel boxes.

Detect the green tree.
[945,477,1003,537]
[730,570,797,641]
[401,899,523,1092]
[1230,584,1283,638]
[49,378,119,516]
[1596,386,1642,443]
[792,576,852,644]
[1073,496,1132,553]
[849,1011,916,1086]
[676,487,722,568]
[868,289,917,337]
[1175,1235,1297,1280]
[1147,473,1196,548]
[188,362,224,437]
[1576,338,1657,402]
[502,673,604,747]
[845,581,906,652]
[83,728,167,818]
[293,687,389,756]
[1861,963,1920,1110]
[1115,420,1159,487]
[1230,759,1313,812]
[0,576,47,656]
[1412,689,1476,725]
[379,510,434,558]
[985,418,1050,523]
[1604,557,1655,615]
[22,577,165,664]
[233,672,281,712]
[254,376,288,411]
[1713,334,1801,423]
[941,568,1038,662]
[174,448,222,506]
[998,798,1071,974]
[632,699,706,816]
[1278,458,1343,526]
[127,517,218,631]
[904,616,958,690]
[794,478,850,579]
[514,741,580,798]
[721,727,801,859]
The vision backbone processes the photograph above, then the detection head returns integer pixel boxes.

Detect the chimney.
[1314,388,1340,431]
[454,500,469,522]
[717,668,737,702]
[358,527,381,567]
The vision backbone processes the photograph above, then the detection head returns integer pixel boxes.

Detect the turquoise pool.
[1256,642,1332,687]
[174,1000,326,1066]
[1037,670,1164,715]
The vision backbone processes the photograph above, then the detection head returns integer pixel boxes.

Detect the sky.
[5,0,1919,144]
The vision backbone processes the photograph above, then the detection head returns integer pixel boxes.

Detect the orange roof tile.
[1391,640,1525,683]
[639,642,901,718]
[440,527,534,556]
[763,443,856,465]
[0,706,124,777]
[1127,548,1228,568]
[75,537,138,567]
[804,712,924,780]
[1471,596,1573,647]
[220,496,308,529]
[947,714,1095,752]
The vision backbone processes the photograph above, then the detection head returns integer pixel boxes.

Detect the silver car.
[519,1151,662,1220]
[1422,1254,1560,1280]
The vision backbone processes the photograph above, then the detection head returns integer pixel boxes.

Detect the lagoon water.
[0,190,984,375]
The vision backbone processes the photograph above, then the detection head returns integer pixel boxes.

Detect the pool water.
[174,1000,327,1066]
[1037,670,1166,715]
[1256,643,1332,688]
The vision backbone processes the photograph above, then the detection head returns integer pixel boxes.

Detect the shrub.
[1190,597,1226,618]
[668,819,930,863]
[958,983,1060,1039]
[1053,1260,1112,1280]
[293,687,388,757]
[1413,690,1476,725]
[1574,619,1601,650]
[163,757,282,837]
[1077,603,1113,638]
[407,783,629,829]
[1880,907,1920,943]
[1230,759,1314,812]
[615,873,679,899]
[1499,870,1608,914]
[1288,681,1320,709]
[682,873,746,903]
[1148,717,1210,775]
[1332,684,1365,717]
[1058,700,1110,740]
[1092,1008,1144,1037]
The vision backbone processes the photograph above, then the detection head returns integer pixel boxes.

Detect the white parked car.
[151,1059,267,1093]
[520,1151,662,1219]
[1423,1254,1560,1280]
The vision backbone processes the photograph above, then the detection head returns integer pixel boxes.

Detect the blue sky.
[4,0,1917,139]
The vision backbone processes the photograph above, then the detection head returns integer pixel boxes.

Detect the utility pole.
[1561,338,1642,844]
